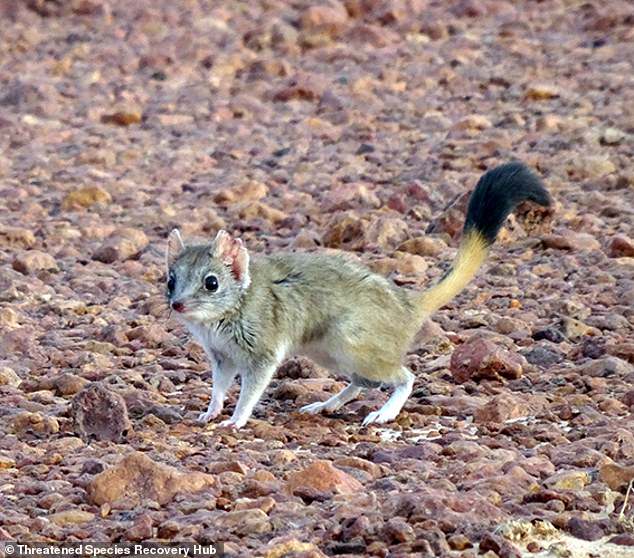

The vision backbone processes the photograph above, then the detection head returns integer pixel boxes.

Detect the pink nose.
[171,301,186,313]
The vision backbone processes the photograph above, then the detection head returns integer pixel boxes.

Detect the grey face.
[167,245,242,323]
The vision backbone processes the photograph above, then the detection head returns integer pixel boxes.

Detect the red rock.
[125,513,153,541]
[12,250,58,274]
[542,232,601,251]
[450,338,526,383]
[448,534,472,550]
[479,533,521,558]
[366,216,409,249]
[598,463,634,491]
[216,509,271,536]
[609,235,634,258]
[322,212,368,249]
[213,180,268,204]
[622,390,634,408]
[382,517,414,543]
[71,383,132,442]
[609,534,634,546]
[474,394,530,423]
[87,451,214,506]
[566,517,608,541]
[273,72,326,102]
[93,228,149,263]
[101,110,142,126]
[286,460,363,498]
[300,1,348,38]
[397,236,445,257]
[322,182,380,212]
[426,191,470,239]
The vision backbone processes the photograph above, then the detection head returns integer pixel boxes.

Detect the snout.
[171,300,186,313]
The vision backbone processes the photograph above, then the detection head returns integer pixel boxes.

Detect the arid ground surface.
[1,1,634,556]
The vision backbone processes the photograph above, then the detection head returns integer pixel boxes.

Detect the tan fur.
[415,230,490,316]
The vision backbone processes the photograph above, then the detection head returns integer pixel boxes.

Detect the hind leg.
[300,383,362,415]
[362,367,414,426]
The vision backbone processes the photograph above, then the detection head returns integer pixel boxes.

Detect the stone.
[609,534,634,546]
[544,470,591,491]
[565,517,607,541]
[453,114,492,131]
[101,110,142,126]
[0,225,36,248]
[264,539,324,558]
[273,72,326,102]
[93,228,149,263]
[87,451,215,506]
[397,236,445,257]
[71,383,132,442]
[580,357,632,378]
[12,250,58,274]
[598,463,634,491]
[448,534,472,550]
[568,156,616,180]
[474,394,530,423]
[542,232,601,251]
[213,180,268,204]
[0,366,21,387]
[479,533,521,558]
[125,513,154,541]
[62,186,112,210]
[562,317,600,340]
[382,517,415,543]
[234,201,287,224]
[11,412,59,438]
[48,510,95,526]
[322,182,380,212]
[53,373,90,396]
[322,212,367,249]
[286,460,363,498]
[366,217,409,249]
[609,235,634,258]
[601,128,626,145]
[300,1,348,39]
[450,338,526,383]
[524,83,560,100]
[216,509,272,536]
[426,191,470,239]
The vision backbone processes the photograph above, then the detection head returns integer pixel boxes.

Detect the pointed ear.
[166,229,185,269]
[212,230,251,289]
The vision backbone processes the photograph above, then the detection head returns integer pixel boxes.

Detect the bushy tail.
[417,162,551,315]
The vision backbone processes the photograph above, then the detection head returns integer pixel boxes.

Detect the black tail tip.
[464,161,552,244]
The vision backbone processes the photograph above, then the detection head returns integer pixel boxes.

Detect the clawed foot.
[362,408,398,426]
[197,406,222,424]
[300,401,338,415]
[218,417,247,430]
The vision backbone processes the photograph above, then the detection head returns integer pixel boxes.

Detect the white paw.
[362,408,398,426]
[197,407,221,424]
[218,417,247,430]
[300,401,329,415]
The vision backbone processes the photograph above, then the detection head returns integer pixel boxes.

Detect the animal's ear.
[166,229,185,269]
[212,230,251,289]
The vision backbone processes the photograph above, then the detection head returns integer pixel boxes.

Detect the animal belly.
[297,341,342,375]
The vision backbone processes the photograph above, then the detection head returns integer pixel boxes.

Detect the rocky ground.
[1,0,634,556]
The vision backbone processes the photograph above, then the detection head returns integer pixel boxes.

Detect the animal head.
[165,229,251,323]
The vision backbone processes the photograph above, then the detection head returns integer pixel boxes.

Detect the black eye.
[167,272,176,293]
[204,275,219,292]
